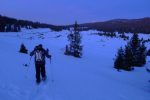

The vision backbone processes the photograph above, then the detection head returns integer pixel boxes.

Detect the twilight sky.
[0,0,150,25]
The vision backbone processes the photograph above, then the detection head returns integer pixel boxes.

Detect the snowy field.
[0,28,150,100]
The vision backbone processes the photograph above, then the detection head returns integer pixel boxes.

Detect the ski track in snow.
[0,28,150,100]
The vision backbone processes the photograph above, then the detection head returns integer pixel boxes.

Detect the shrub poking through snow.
[65,21,82,58]
[19,43,28,54]
[114,33,147,71]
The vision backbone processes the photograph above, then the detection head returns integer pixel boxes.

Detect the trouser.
[35,62,46,81]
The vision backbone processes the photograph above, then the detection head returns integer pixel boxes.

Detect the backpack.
[35,50,43,62]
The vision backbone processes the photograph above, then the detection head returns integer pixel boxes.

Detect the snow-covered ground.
[0,28,150,100]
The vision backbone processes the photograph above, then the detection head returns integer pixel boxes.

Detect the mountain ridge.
[79,17,150,33]
[0,14,150,33]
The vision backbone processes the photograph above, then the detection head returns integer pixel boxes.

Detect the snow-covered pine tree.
[114,47,125,70]
[65,21,82,58]
[19,43,28,54]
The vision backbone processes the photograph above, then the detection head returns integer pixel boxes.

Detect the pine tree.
[130,33,147,67]
[123,33,146,68]
[129,33,141,66]
[19,43,28,54]
[6,24,11,32]
[0,23,5,32]
[14,24,18,32]
[124,44,133,70]
[147,49,150,56]
[65,21,82,58]
[138,43,147,66]
[114,33,147,71]
[114,47,125,70]
[130,33,140,49]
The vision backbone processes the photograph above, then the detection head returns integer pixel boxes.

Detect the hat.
[37,44,43,50]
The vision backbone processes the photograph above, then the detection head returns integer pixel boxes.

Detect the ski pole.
[49,56,55,100]
[49,58,54,82]
[24,56,32,78]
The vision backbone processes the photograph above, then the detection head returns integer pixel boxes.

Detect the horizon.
[1,14,150,26]
[0,0,150,25]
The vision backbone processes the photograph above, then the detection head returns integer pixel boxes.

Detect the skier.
[30,44,51,84]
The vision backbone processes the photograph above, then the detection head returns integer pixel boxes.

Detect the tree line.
[0,15,63,32]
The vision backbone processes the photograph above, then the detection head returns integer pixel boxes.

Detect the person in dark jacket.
[30,44,51,84]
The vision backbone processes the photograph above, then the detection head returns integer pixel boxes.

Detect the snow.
[0,28,150,100]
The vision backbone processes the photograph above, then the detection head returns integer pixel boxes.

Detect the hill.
[80,17,150,33]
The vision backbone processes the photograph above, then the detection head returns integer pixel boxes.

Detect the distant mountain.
[1,15,150,33]
[0,15,63,32]
[80,17,150,33]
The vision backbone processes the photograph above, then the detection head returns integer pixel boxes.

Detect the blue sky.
[0,0,149,25]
